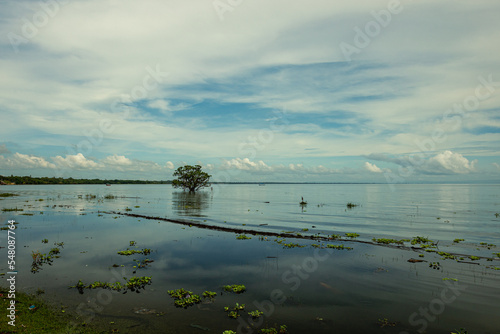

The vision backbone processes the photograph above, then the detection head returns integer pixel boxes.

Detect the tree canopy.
[171,165,211,192]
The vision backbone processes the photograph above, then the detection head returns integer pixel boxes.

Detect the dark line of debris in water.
[103,211,497,262]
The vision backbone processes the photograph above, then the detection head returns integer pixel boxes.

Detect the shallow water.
[0,183,499,333]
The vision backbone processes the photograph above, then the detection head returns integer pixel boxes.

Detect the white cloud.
[52,153,101,169]
[367,150,477,175]
[424,151,477,174]
[165,161,175,170]
[221,158,273,172]
[101,155,133,166]
[364,162,382,173]
[0,153,56,169]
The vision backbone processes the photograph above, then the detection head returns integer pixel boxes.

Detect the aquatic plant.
[0,193,18,197]
[248,310,264,318]
[443,278,458,281]
[493,253,500,258]
[469,256,480,261]
[134,258,154,268]
[437,251,456,260]
[70,276,151,294]
[224,284,246,294]
[223,331,236,334]
[429,262,441,269]
[372,238,404,245]
[42,239,48,244]
[167,288,201,308]
[495,213,499,218]
[117,248,151,256]
[299,197,307,205]
[49,248,60,256]
[281,242,305,248]
[345,233,359,238]
[202,290,217,299]
[224,303,245,319]
[125,207,132,211]
[104,194,117,199]
[411,236,433,245]
[236,234,252,240]
[259,325,288,334]
[453,238,465,243]
[346,202,358,209]
[377,318,396,328]
[326,244,352,250]
[1,207,23,212]
[450,328,468,334]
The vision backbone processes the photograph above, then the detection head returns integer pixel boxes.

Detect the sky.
[0,0,499,183]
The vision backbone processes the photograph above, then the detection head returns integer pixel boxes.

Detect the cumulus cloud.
[52,153,101,169]
[424,151,477,174]
[366,150,477,175]
[165,161,175,170]
[364,162,382,173]
[0,153,56,169]
[101,155,133,166]
[221,158,273,172]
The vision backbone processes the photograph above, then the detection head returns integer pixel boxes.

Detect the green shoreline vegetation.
[0,175,171,185]
[0,286,103,333]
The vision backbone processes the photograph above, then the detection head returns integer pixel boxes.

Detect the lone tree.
[171,164,211,192]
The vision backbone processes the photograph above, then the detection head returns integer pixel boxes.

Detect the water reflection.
[172,191,211,217]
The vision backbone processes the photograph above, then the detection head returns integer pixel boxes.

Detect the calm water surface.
[0,184,499,333]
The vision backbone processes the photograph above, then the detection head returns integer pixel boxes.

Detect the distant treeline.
[0,175,171,185]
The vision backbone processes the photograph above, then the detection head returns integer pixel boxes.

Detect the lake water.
[0,183,499,333]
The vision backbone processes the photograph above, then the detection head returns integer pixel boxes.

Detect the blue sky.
[0,0,499,183]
